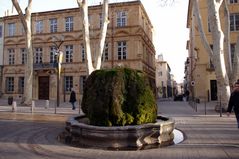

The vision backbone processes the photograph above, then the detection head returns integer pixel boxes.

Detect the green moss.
[81,68,157,126]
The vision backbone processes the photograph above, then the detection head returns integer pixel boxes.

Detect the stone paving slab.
[0,99,238,159]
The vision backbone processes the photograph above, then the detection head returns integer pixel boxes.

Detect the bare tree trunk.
[222,0,233,84]
[77,0,94,75]
[193,0,230,109]
[193,0,213,57]
[77,0,109,74]
[95,0,109,70]
[12,0,33,105]
[207,0,230,109]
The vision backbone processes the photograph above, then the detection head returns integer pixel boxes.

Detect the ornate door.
[38,76,49,100]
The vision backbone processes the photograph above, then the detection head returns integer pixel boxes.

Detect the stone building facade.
[2,1,155,102]
[0,18,3,96]
[155,55,173,98]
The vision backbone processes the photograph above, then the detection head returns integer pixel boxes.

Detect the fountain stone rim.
[64,115,175,150]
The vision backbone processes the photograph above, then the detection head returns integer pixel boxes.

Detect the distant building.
[177,82,184,95]
[155,55,173,98]
[1,1,156,101]
[171,74,177,97]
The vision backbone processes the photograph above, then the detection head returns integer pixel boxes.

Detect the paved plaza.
[0,98,238,159]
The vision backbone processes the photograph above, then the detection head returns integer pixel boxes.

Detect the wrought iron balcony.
[206,62,215,72]
[33,62,57,70]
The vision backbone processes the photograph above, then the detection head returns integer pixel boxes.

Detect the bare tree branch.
[158,0,175,7]
[193,0,213,58]
[95,0,109,69]
[77,0,94,75]
[223,0,232,79]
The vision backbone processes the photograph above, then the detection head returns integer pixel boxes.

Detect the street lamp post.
[56,50,63,108]
[52,36,64,113]
[63,68,66,102]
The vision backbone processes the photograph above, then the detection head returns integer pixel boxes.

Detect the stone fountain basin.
[65,115,175,150]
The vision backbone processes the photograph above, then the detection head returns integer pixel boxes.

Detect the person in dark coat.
[69,89,76,110]
[227,80,239,128]
[185,90,190,101]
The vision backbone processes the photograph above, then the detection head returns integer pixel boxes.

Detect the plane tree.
[11,0,109,104]
[11,0,33,105]
[193,0,239,109]
[77,0,109,75]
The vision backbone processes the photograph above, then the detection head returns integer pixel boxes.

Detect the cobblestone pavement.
[0,99,238,159]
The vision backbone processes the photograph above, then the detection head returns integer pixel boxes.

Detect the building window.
[8,23,15,36]
[8,48,15,65]
[35,20,43,34]
[34,47,43,63]
[18,77,24,94]
[6,77,14,93]
[102,43,108,61]
[209,58,215,69]
[117,41,127,60]
[208,18,211,32]
[88,15,91,26]
[21,48,27,64]
[230,13,239,31]
[65,45,73,63]
[49,18,57,33]
[159,71,163,77]
[231,43,236,63]
[64,76,73,92]
[229,0,238,3]
[50,46,57,63]
[20,24,25,35]
[99,13,103,28]
[117,11,127,27]
[65,16,73,32]
[0,25,2,38]
[81,44,85,62]
[80,76,86,94]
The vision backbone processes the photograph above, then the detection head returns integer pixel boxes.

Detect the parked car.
[174,94,183,101]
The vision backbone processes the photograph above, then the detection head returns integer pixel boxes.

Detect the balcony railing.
[33,62,57,70]
[206,62,215,72]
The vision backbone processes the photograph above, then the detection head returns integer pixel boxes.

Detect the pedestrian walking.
[185,90,190,101]
[69,88,76,110]
[227,79,239,128]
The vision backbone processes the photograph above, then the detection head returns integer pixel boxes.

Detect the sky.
[0,0,189,83]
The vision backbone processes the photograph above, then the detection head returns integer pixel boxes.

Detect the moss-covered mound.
[81,68,157,126]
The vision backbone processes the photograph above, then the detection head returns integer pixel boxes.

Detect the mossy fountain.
[63,68,175,150]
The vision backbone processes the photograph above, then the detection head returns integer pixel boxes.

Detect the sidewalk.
[158,99,222,117]
[0,98,81,122]
[157,100,239,156]
[0,98,81,115]
[0,98,238,159]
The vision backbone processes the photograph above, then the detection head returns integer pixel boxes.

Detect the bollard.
[79,104,81,115]
[12,101,17,112]
[45,100,49,109]
[195,102,197,112]
[79,96,82,114]
[204,100,207,115]
[31,100,35,113]
[219,93,222,117]
[8,96,13,105]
